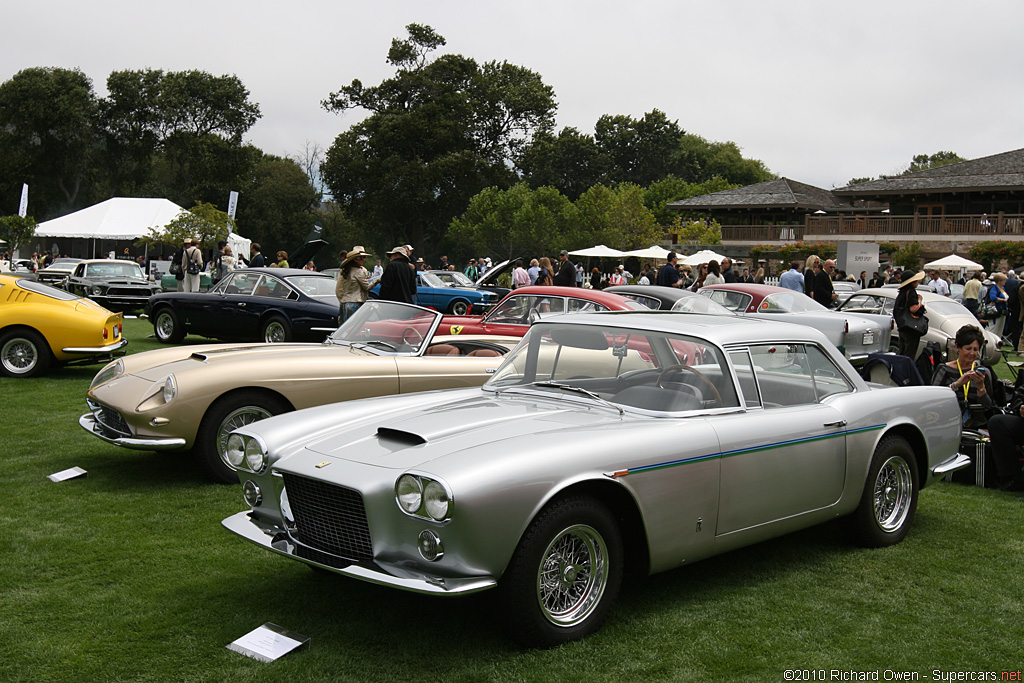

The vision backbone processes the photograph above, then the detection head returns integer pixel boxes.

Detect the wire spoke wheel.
[872,455,913,532]
[536,524,608,627]
[2,337,38,374]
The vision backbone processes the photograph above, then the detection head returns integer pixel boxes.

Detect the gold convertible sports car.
[0,273,127,378]
[80,301,521,483]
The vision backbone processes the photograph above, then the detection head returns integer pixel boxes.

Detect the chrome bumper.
[222,510,497,595]
[63,338,129,354]
[932,452,972,477]
[78,413,187,451]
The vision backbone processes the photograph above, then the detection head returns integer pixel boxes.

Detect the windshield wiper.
[528,381,624,416]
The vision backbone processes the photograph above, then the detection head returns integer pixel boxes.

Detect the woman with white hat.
[893,270,928,359]
[336,246,371,323]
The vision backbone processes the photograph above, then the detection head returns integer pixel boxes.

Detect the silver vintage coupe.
[222,311,968,646]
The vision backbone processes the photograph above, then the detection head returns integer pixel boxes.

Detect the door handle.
[824,420,847,428]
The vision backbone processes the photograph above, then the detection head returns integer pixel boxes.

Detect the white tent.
[35,197,187,239]
[923,254,984,271]
[567,245,626,258]
[623,245,671,260]
[682,249,726,266]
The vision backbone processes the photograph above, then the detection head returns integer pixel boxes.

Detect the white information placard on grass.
[47,467,87,482]
[226,623,309,663]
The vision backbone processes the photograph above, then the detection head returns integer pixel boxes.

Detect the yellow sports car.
[0,274,127,378]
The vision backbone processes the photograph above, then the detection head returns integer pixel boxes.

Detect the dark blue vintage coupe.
[146,268,339,344]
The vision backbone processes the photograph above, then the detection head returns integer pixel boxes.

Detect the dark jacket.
[553,259,576,287]
[378,257,417,304]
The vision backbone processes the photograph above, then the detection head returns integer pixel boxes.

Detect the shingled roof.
[834,148,1024,196]
[667,177,852,211]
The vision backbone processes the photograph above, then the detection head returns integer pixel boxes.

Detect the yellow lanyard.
[955,359,971,401]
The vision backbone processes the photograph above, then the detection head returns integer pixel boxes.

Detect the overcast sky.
[5,0,1023,191]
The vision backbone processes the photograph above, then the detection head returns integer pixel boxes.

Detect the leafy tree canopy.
[0,215,37,256]
[845,151,966,186]
[574,183,661,250]
[321,24,556,251]
[140,201,233,249]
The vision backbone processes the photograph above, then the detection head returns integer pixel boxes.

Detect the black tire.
[195,392,292,484]
[449,299,470,315]
[845,435,919,547]
[153,307,185,343]
[0,328,52,378]
[496,496,622,647]
[261,315,292,343]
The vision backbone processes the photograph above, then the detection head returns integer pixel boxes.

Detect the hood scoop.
[376,427,427,446]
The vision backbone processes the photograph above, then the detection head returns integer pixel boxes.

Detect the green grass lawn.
[1,319,1022,681]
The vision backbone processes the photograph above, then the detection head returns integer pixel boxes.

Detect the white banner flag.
[226,191,239,235]
[18,184,28,217]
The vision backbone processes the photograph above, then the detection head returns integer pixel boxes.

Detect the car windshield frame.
[483,320,742,416]
[81,262,146,279]
[757,291,828,313]
[326,300,443,356]
[432,271,475,287]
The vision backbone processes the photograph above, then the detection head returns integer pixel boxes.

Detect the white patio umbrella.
[923,254,983,271]
[623,245,672,260]
[682,249,726,266]
[567,245,626,258]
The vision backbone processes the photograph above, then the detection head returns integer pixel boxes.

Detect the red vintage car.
[439,286,646,337]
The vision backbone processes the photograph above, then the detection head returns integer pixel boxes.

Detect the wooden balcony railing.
[717,213,1024,242]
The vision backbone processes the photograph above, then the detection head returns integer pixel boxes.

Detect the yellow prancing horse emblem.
[450,325,464,335]
[315,461,330,469]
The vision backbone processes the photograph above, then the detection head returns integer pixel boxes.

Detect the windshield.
[83,262,145,279]
[927,300,973,317]
[486,322,739,414]
[431,271,474,287]
[757,292,827,313]
[284,275,337,299]
[419,272,447,287]
[670,294,736,315]
[327,300,441,354]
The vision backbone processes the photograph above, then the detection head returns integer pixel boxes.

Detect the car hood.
[124,342,374,381]
[268,390,633,473]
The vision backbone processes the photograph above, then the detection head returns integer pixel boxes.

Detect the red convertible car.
[439,286,646,337]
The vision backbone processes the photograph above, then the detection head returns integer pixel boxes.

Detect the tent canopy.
[682,249,726,266]
[567,245,626,258]
[623,245,671,260]
[35,197,186,239]
[923,254,983,271]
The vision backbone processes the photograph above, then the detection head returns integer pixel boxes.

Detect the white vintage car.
[222,311,967,646]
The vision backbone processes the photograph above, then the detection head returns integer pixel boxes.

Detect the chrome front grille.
[281,473,373,562]
[86,398,131,438]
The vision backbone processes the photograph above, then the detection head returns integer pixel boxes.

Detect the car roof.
[233,267,333,278]
[604,285,697,302]
[536,310,832,347]
[499,285,635,308]
[700,283,791,296]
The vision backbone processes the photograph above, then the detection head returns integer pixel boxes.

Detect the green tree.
[891,242,923,270]
[0,67,99,217]
[595,110,698,186]
[574,183,661,250]
[140,201,233,249]
[679,135,775,186]
[517,127,607,200]
[0,215,37,257]
[237,157,321,255]
[448,183,576,260]
[98,69,164,196]
[905,151,965,174]
[322,24,556,251]
[672,217,722,245]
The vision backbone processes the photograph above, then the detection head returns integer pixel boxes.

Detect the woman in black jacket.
[894,271,927,359]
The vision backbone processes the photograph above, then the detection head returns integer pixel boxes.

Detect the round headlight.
[396,474,422,514]
[243,480,262,507]
[244,438,266,472]
[90,359,124,389]
[162,375,177,403]
[91,285,103,295]
[225,434,246,468]
[423,480,450,521]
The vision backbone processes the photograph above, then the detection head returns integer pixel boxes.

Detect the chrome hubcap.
[2,338,37,373]
[156,314,174,339]
[873,456,913,532]
[537,524,607,627]
[264,322,285,343]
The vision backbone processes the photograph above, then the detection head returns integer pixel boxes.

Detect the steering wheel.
[402,326,424,346]
[656,364,723,406]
